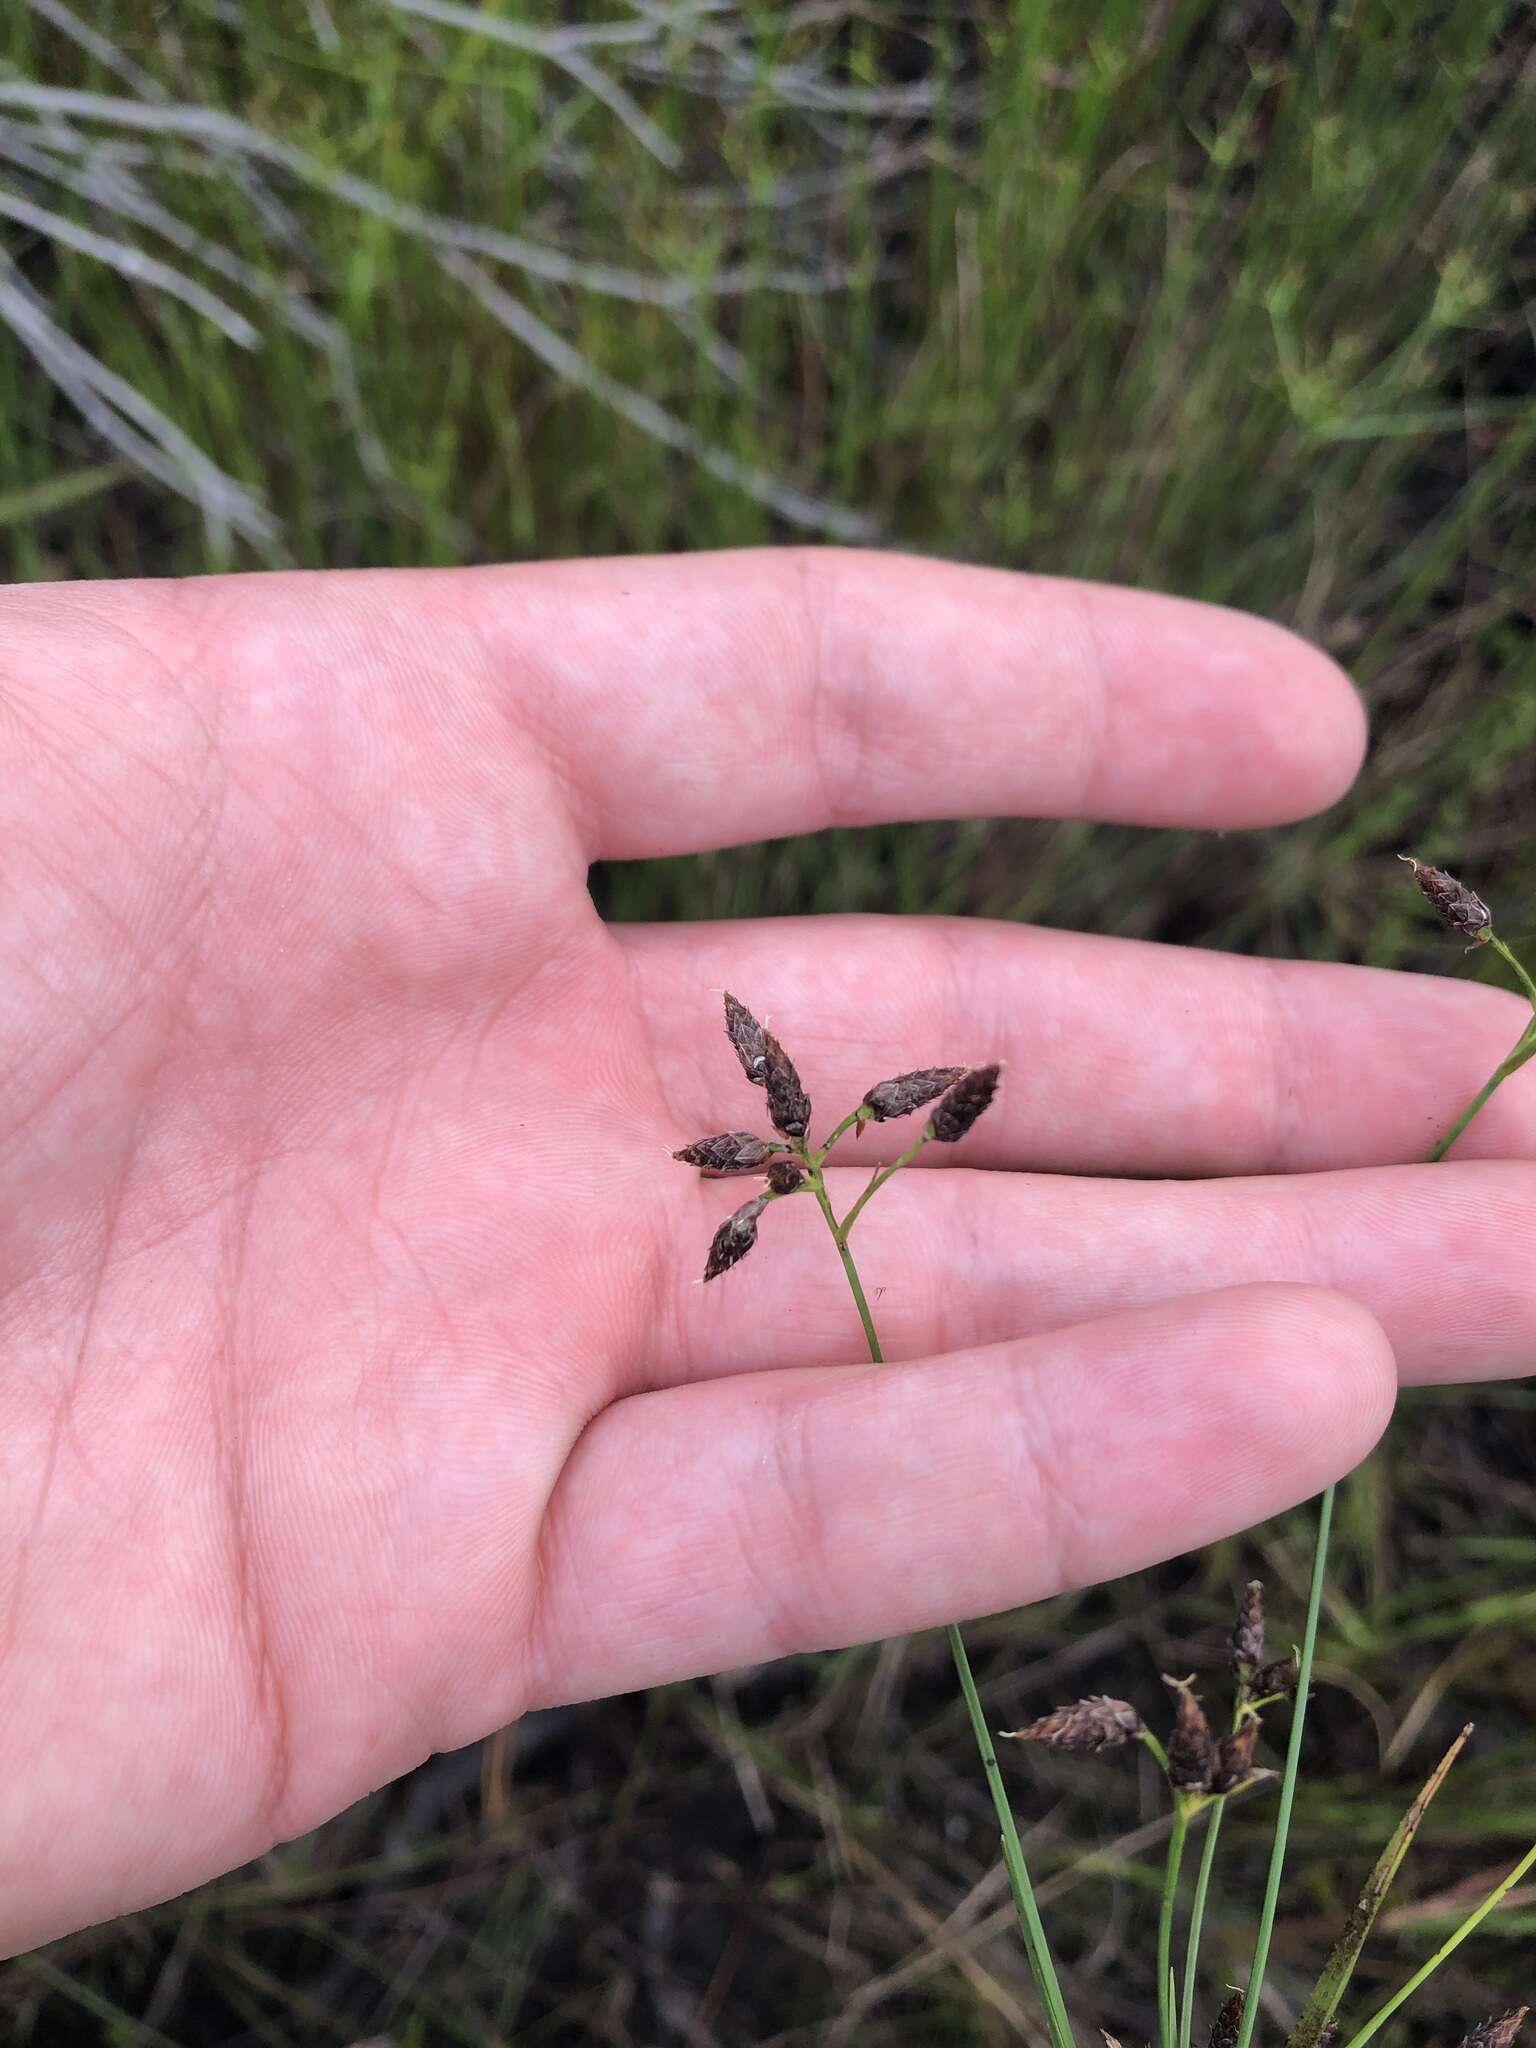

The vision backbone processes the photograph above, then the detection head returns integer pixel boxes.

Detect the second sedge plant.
[671,856,1536,2046]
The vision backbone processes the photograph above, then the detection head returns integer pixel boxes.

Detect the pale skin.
[2,549,1534,1959]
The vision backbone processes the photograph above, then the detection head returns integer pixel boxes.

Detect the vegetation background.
[1,1,1533,2041]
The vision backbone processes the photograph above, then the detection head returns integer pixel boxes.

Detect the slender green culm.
[1157,1804,1191,2048]
[1179,1805,1224,2048]
[1232,1482,1335,2048]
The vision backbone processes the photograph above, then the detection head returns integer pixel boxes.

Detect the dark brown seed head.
[765,1158,806,1196]
[761,1029,812,1139]
[1164,1676,1215,1793]
[1256,1652,1300,1700]
[1210,1718,1260,1794]
[673,1132,784,1175]
[703,1195,768,1282]
[1232,1580,1266,1679]
[1207,1989,1244,2048]
[1316,2025,1338,2048]
[861,1066,969,1123]
[1456,2014,1530,2048]
[1399,856,1493,943]
[1000,1695,1144,1754]
[929,1063,1001,1144]
[723,991,770,1084]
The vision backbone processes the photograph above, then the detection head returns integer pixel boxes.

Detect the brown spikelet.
[861,1066,968,1124]
[1164,1676,1215,1793]
[703,1195,768,1282]
[765,1158,806,1195]
[929,1063,1001,1143]
[1456,2014,1530,2048]
[1232,1580,1266,1680]
[1256,1652,1300,1699]
[762,1030,812,1139]
[1207,1989,1244,2048]
[674,1132,784,1175]
[1101,2035,1124,2048]
[1210,1718,1260,1793]
[1399,855,1492,943]
[1000,1696,1143,1754]
[723,991,770,1084]
[1316,2025,1338,2048]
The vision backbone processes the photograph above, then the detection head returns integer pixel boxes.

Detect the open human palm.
[2,549,1533,1957]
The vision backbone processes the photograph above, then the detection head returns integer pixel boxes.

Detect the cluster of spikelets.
[1002,1579,1529,2048]
[1001,1581,1296,1807]
[1119,1998,1529,2048]
[672,990,999,1281]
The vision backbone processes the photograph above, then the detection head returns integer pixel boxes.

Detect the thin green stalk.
[1179,1804,1224,2048]
[947,1618,1077,2048]
[803,1149,1075,2048]
[1427,1021,1536,1161]
[1429,935,1536,1161]
[1157,1803,1191,2048]
[813,1108,866,1163]
[1337,1836,1536,2048]
[839,1128,932,1236]
[1232,1482,1335,2048]
[1491,933,1536,1012]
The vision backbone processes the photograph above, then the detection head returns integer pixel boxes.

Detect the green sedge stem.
[840,1128,932,1236]
[1179,1804,1224,2048]
[1491,933,1536,1013]
[1337,1835,1536,2048]
[1233,1481,1334,2048]
[947,1620,1077,2048]
[1429,935,1536,1161]
[803,1137,1075,2048]
[1139,1728,1171,1775]
[1157,1803,1191,2048]
[813,1108,866,1164]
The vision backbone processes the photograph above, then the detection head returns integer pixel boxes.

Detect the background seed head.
[1232,1579,1266,1678]
[1210,1718,1260,1793]
[674,1132,784,1175]
[861,1066,968,1122]
[1456,2012,1529,2048]
[1208,1990,1245,2048]
[1164,1676,1215,1793]
[1002,1695,1143,1754]
[929,1063,1001,1143]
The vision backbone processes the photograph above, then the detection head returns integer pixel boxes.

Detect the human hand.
[2,550,1532,1955]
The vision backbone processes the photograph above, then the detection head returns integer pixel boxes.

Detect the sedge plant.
[671,855,1536,2046]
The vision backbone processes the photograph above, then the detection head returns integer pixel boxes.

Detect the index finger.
[471,547,1367,858]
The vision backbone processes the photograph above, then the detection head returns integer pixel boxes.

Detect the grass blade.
[1286,1724,1471,2048]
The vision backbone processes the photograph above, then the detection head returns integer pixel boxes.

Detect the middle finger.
[649,1158,1536,1389]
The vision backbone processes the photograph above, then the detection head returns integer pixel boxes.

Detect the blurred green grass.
[1,2,1534,2041]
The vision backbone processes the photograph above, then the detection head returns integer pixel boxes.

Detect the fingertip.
[1224,1281,1397,1482]
[1258,625,1369,818]
[1192,611,1368,826]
